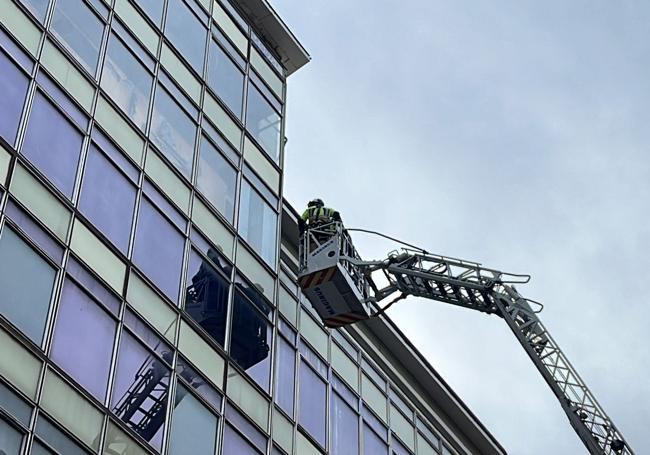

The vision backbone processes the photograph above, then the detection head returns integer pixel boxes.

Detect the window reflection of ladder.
[113,356,170,442]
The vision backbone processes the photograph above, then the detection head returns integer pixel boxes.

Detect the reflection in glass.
[51,281,116,401]
[51,0,104,74]
[246,81,281,162]
[196,136,237,223]
[79,145,137,253]
[150,86,196,177]
[238,180,278,268]
[0,227,56,344]
[111,331,171,451]
[230,278,272,391]
[165,0,207,74]
[168,385,218,455]
[102,34,153,131]
[22,93,84,198]
[185,249,230,346]
[207,40,244,118]
[0,50,29,146]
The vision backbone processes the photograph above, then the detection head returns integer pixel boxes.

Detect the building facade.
[0,0,504,454]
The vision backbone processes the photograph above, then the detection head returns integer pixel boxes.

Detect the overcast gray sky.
[272,1,650,453]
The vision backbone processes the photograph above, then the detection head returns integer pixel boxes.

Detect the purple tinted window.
[79,146,136,253]
[196,136,237,223]
[331,392,359,455]
[0,50,29,146]
[185,249,229,346]
[222,424,261,455]
[364,425,389,455]
[362,405,388,441]
[111,331,169,450]
[50,281,116,400]
[230,287,272,391]
[165,0,207,74]
[274,336,295,416]
[190,228,232,276]
[5,200,64,265]
[133,198,185,303]
[299,362,327,447]
[207,40,244,118]
[19,0,49,23]
[22,93,83,197]
[0,227,56,343]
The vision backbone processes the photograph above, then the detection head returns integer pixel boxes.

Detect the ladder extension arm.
[355,250,632,455]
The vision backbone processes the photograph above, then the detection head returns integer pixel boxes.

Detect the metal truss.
[305,223,634,455]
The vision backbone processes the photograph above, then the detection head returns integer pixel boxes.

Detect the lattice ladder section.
[113,357,170,441]
[372,255,632,455]
[492,286,631,455]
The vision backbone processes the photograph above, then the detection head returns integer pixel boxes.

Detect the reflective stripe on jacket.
[301,207,336,224]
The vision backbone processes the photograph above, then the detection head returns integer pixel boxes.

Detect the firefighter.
[300,198,341,229]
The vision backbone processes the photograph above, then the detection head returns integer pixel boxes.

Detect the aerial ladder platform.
[298,222,633,455]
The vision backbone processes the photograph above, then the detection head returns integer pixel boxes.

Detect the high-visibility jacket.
[301,206,339,225]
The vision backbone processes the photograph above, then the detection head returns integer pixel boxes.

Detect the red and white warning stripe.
[299,266,337,290]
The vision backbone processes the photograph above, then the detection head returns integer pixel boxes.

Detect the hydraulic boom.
[298,222,632,455]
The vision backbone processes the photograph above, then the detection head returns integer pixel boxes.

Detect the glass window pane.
[0,50,29,146]
[137,0,164,26]
[0,381,32,426]
[185,249,229,346]
[102,34,153,131]
[79,145,137,253]
[230,287,272,391]
[222,424,260,455]
[20,0,49,22]
[364,424,388,455]
[165,0,207,74]
[226,404,267,453]
[34,415,90,455]
[239,180,277,268]
[111,331,169,450]
[22,93,84,198]
[298,362,326,447]
[196,136,237,223]
[51,0,104,74]
[0,227,56,343]
[176,357,222,410]
[0,417,23,454]
[133,198,185,303]
[274,337,295,417]
[150,86,196,177]
[331,392,359,455]
[207,40,243,118]
[50,281,116,401]
[246,82,281,163]
[168,385,217,455]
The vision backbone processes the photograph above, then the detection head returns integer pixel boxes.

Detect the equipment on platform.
[298,221,633,455]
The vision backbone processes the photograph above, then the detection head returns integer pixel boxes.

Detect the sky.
[271,1,650,454]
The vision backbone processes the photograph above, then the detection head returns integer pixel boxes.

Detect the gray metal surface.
[299,223,632,455]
